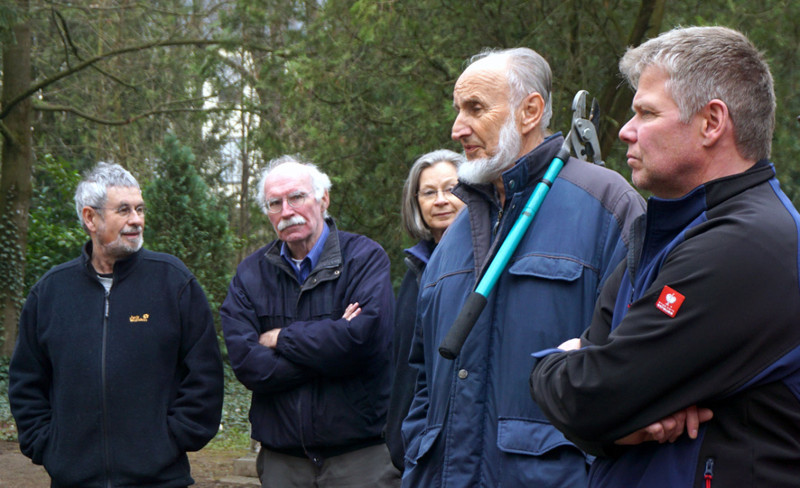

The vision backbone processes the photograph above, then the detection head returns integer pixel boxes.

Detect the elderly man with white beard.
[399,47,645,488]
[221,155,398,487]
[9,162,224,487]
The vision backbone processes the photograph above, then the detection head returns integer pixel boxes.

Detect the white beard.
[105,226,143,258]
[458,114,522,185]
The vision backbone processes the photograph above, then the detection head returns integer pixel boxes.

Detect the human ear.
[519,92,545,136]
[82,206,98,232]
[321,191,330,212]
[701,99,729,147]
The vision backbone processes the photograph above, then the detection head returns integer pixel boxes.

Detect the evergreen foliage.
[24,155,85,295]
[2,0,800,351]
[143,133,237,328]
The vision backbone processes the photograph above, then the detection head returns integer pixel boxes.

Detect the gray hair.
[74,162,140,230]
[620,25,775,161]
[257,154,332,216]
[401,149,464,241]
[469,47,553,131]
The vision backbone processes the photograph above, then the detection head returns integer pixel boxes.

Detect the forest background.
[1,0,799,448]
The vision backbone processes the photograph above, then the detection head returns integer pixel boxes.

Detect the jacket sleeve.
[275,238,394,377]
[530,225,800,455]
[221,273,318,394]
[8,289,52,465]
[167,277,225,452]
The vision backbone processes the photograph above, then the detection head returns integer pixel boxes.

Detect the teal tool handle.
[438,147,569,360]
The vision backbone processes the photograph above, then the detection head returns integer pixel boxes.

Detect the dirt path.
[0,440,257,487]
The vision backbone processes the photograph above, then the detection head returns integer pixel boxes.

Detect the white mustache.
[277,216,307,231]
[122,226,142,234]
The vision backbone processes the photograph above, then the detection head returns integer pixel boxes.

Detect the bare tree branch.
[34,100,270,125]
[597,0,666,158]
[0,38,285,120]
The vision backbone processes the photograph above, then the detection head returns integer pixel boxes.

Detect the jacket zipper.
[628,284,635,308]
[492,207,504,239]
[703,458,714,488]
[102,291,112,488]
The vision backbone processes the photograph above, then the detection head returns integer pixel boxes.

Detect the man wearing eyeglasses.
[9,162,224,487]
[221,155,398,487]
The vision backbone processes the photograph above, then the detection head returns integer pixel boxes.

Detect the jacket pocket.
[497,418,591,485]
[497,418,578,455]
[405,424,442,465]
[507,254,584,282]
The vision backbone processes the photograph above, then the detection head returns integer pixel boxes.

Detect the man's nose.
[619,118,636,144]
[452,113,471,141]
[128,210,144,225]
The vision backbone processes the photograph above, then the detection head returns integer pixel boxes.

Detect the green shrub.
[209,360,253,450]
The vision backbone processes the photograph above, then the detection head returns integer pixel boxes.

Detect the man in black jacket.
[9,162,224,488]
[530,26,800,487]
[221,155,398,488]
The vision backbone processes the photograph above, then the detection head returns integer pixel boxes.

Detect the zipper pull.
[704,458,714,488]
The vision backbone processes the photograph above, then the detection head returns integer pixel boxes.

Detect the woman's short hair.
[401,149,464,241]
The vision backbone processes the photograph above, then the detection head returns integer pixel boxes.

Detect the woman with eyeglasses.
[385,149,465,472]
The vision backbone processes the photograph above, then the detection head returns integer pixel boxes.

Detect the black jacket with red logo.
[531,160,800,487]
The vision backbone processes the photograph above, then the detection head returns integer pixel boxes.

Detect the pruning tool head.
[567,90,604,166]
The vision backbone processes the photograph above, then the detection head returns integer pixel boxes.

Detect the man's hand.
[615,405,714,445]
[342,302,361,321]
[259,328,281,349]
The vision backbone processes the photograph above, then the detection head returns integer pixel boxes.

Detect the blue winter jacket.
[9,244,224,488]
[401,134,645,487]
[220,219,394,465]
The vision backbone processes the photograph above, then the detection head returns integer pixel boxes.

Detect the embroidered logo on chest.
[655,286,685,318]
[129,313,150,323]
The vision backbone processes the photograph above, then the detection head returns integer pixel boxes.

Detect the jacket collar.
[404,239,435,264]
[630,160,775,277]
[452,133,566,278]
[265,217,343,285]
[314,217,342,271]
[501,132,565,200]
[404,239,435,277]
[453,132,565,208]
[81,240,142,281]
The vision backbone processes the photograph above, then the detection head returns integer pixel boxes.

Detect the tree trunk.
[237,107,251,264]
[598,0,666,158]
[0,0,33,357]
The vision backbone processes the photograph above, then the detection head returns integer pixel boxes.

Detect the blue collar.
[404,239,436,266]
[281,222,330,283]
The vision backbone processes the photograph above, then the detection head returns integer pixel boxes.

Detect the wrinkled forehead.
[106,185,144,205]
[453,60,510,106]
[264,165,313,197]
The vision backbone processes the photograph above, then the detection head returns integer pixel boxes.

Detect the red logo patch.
[655,286,685,318]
